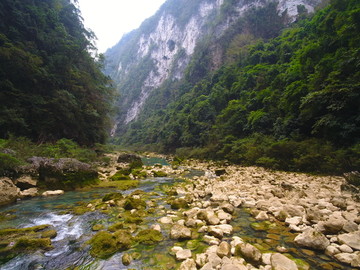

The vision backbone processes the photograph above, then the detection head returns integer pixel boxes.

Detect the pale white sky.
[77,0,167,53]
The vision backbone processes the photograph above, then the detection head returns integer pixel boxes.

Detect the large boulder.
[26,157,98,190]
[0,177,19,205]
[294,228,330,250]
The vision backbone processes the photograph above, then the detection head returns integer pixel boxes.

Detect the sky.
[77,0,167,53]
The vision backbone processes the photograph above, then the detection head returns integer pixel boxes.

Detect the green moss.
[131,168,147,179]
[92,224,104,231]
[108,222,125,232]
[102,192,124,202]
[72,205,92,215]
[135,229,163,245]
[0,225,55,263]
[153,171,168,177]
[124,197,146,210]
[13,238,52,251]
[169,198,189,210]
[96,180,140,190]
[89,230,133,259]
[250,221,277,231]
[41,230,57,239]
[110,171,131,181]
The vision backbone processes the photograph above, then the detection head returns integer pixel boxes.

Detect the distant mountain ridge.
[105,0,322,133]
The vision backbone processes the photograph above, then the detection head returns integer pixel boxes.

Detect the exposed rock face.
[26,157,98,190]
[0,177,19,205]
[15,175,37,190]
[104,0,322,134]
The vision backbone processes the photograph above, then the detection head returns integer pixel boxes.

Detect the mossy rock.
[102,192,123,202]
[124,197,146,210]
[92,224,104,231]
[122,253,132,266]
[97,180,139,190]
[41,229,57,239]
[110,172,131,181]
[131,169,147,179]
[135,229,163,245]
[153,171,168,177]
[169,198,189,210]
[72,205,92,215]
[0,225,55,263]
[108,222,125,232]
[89,230,133,259]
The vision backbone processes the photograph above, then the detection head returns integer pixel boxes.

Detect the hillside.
[0,0,114,146]
[106,0,360,174]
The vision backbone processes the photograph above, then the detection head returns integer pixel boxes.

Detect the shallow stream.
[0,158,355,270]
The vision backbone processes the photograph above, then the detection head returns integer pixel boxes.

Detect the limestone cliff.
[104,0,322,134]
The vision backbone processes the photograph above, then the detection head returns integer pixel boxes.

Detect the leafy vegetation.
[116,0,360,174]
[0,0,115,146]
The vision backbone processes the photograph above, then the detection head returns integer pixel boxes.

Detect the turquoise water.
[0,170,179,269]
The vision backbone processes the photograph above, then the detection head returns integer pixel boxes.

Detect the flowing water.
[0,158,354,270]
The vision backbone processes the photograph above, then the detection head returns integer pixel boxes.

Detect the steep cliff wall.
[104,0,322,134]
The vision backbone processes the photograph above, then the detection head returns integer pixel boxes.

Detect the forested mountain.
[0,0,114,146]
[107,0,360,174]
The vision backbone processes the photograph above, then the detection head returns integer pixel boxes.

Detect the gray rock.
[170,224,192,240]
[208,226,224,239]
[197,210,220,225]
[217,242,231,258]
[338,231,360,250]
[176,249,192,260]
[343,221,359,233]
[235,243,262,265]
[0,177,19,205]
[42,190,64,196]
[294,228,330,250]
[255,211,269,221]
[179,258,197,270]
[19,187,38,198]
[220,264,247,270]
[271,253,298,270]
[323,218,344,234]
[334,252,360,267]
[221,203,235,214]
[195,253,207,268]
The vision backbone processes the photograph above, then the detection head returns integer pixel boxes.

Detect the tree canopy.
[0,0,115,145]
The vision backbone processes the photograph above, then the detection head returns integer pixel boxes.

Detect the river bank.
[0,153,359,269]
[161,159,360,269]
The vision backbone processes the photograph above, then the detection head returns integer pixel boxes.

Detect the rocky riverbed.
[1,153,359,269]
[153,159,360,269]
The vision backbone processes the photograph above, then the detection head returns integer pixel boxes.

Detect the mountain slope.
[113,0,360,174]
[105,0,321,134]
[0,0,114,145]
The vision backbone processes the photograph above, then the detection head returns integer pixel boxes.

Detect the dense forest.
[117,0,360,174]
[0,0,114,146]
